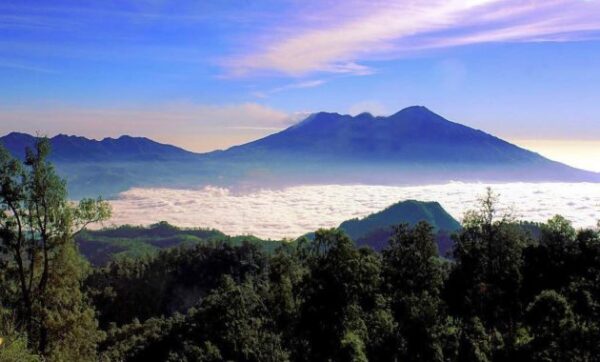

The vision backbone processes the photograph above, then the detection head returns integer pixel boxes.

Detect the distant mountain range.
[1,106,598,198]
[0,132,197,162]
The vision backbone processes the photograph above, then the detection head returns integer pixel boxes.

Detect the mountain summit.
[213,106,598,184]
[224,106,543,164]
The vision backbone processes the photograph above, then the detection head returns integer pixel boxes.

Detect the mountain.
[0,133,208,199]
[338,200,461,255]
[2,106,598,198]
[213,106,598,183]
[223,106,536,162]
[0,132,198,162]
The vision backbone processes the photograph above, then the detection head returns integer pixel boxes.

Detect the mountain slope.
[338,200,461,255]
[0,132,198,162]
[211,105,598,183]
[220,106,555,163]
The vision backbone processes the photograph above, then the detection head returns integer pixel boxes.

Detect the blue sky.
[1,0,600,170]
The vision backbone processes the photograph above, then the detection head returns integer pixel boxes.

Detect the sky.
[1,0,600,170]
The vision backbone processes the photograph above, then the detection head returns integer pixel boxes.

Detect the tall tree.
[524,290,577,361]
[0,138,111,359]
[297,229,392,361]
[445,188,526,354]
[382,222,446,361]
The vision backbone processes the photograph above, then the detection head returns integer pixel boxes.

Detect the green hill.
[76,221,285,266]
[338,200,461,255]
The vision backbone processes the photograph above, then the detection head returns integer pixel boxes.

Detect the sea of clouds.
[106,183,600,240]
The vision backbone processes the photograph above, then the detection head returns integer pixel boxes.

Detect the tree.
[524,290,577,361]
[296,229,391,361]
[445,188,526,354]
[189,275,288,362]
[382,222,446,361]
[456,317,492,362]
[521,216,579,306]
[0,307,40,362]
[0,138,111,359]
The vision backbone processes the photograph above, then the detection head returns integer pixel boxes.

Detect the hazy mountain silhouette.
[220,106,566,164]
[0,132,197,162]
[210,105,598,184]
[1,106,598,198]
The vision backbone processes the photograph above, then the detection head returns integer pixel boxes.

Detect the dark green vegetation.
[2,106,598,199]
[0,138,111,361]
[2,139,600,361]
[76,222,285,266]
[78,200,457,266]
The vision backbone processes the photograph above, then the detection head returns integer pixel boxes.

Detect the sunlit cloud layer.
[228,0,600,76]
[513,139,600,172]
[105,182,600,240]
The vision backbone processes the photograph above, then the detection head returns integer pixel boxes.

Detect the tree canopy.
[1,141,599,361]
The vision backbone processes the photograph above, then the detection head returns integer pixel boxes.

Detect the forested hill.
[339,200,461,254]
[75,221,284,266]
[79,201,461,265]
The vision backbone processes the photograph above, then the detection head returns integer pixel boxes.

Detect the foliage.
[89,201,600,361]
[3,141,600,361]
[0,139,110,359]
[76,221,286,266]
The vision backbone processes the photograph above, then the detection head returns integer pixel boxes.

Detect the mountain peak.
[4,132,35,139]
[390,105,443,120]
[355,112,374,120]
[229,104,568,168]
[292,106,443,129]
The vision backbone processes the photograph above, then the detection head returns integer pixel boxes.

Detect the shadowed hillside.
[339,200,461,255]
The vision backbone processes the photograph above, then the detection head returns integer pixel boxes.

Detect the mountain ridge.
[220,106,547,164]
[0,132,199,162]
[1,106,598,198]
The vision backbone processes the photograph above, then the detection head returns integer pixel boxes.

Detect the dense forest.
[1,139,600,361]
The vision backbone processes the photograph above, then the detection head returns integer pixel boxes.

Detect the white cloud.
[105,182,600,240]
[348,100,388,116]
[227,0,600,76]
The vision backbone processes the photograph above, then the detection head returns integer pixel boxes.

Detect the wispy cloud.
[253,79,327,98]
[227,0,600,76]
